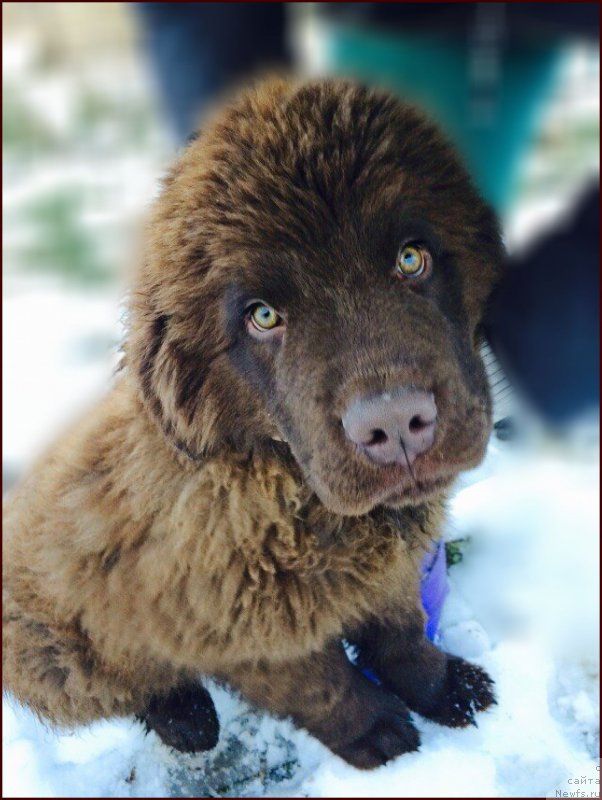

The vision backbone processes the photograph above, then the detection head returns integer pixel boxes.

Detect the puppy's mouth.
[360,459,454,506]
[377,470,455,506]
[305,458,459,517]
[307,435,489,516]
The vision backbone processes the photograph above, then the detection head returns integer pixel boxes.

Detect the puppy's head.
[128,78,503,515]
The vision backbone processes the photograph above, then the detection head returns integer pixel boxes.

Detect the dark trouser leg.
[133,3,290,144]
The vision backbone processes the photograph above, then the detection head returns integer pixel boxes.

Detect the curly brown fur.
[3,77,502,769]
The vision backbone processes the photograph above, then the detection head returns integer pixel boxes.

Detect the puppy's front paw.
[335,705,420,770]
[138,683,220,753]
[425,656,496,728]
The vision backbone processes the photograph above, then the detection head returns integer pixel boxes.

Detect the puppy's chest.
[177,459,443,660]
[200,454,435,559]
[214,469,436,617]
[247,504,423,579]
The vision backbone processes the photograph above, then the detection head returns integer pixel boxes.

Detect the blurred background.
[2,5,599,796]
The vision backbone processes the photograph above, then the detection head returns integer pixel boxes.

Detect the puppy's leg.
[221,641,420,770]
[3,605,180,729]
[138,682,219,753]
[352,615,496,728]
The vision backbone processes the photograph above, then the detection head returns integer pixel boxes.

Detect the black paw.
[336,707,420,770]
[425,656,496,728]
[138,683,220,753]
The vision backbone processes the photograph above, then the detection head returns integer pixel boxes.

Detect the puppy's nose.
[342,389,437,466]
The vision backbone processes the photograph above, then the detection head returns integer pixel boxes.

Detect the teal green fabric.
[324,26,562,212]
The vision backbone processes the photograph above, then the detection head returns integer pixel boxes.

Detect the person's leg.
[485,184,600,426]
[133,3,289,144]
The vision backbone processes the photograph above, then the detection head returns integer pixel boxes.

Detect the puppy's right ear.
[133,307,177,446]
[126,271,232,461]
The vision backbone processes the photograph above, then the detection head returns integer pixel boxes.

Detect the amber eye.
[396,244,430,278]
[250,303,280,331]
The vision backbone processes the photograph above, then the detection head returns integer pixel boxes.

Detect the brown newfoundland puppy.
[3,77,502,769]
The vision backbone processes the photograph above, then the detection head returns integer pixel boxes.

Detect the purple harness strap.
[420,538,449,642]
